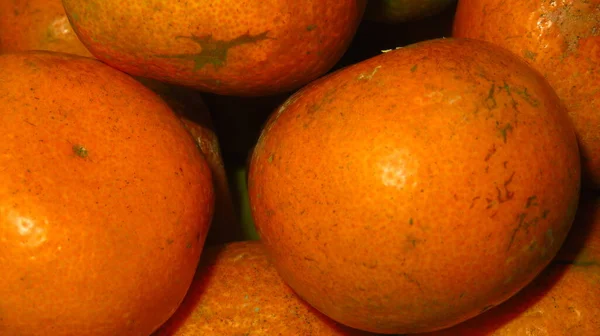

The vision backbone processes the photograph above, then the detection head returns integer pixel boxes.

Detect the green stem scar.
[155,31,271,71]
[72,144,89,158]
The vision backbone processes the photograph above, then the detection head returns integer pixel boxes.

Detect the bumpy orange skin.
[248,38,581,334]
[0,51,214,336]
[60,0,366,97]
[153,241,373,336]
[0,0,92,57]
[422,195,600,335]
[453,0,600,190]
[0,0,237,243]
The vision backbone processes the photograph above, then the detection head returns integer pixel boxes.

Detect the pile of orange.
[0,1,598,335]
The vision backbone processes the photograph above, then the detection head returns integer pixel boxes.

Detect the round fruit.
[421,194,600,335]
[248,38,581,334]
[0,1,236,244]
[0,0,92,57]
[364,0,456,23]
[452,0,600,190]
[61,0,367,96]
[153,241,372,336]
[0,51,214,336]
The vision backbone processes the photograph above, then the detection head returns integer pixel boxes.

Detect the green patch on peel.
[155,31,271,71]
[523,49,537,60]
[497,123,513,143]
[512,87,540,107]
[410,64,418,72]
[507,203,551,252]
[405,234,420,248]
[541,209,550,219]
[485,83,497,110]
[525,195,538,208]
[501,81,540,108]
[306,24,317,31]
[72,144,88,158]
[70,12,80,22]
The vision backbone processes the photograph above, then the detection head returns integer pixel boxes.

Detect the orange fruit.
[452,0,600,190]
[247,38,581,334]
[0,51,214,336]
[0,1,237,244]
[421,193,600,335]
[0,0,92,57]
[61,0,367,96]
[152,241,373,336]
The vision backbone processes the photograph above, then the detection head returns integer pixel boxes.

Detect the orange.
[0,0,92,57]
[152,241,374,335]
[421,193,600,335]
[452,0,600,190]
[61,0,367,96]
[0,51,214,336]
[0,0,238,244]
[247,38,581,334]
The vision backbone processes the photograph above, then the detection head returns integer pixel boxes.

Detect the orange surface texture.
[453,0,600,190]
[61,0,367,96]
[0,51,214,336]
[248,37,581,334]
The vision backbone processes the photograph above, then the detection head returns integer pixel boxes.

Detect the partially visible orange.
[248,38,581,334]
[0,2,238,243]
[421,194,600,335]
[61,0,367,96]
[0,51,214,336]
[0,0,92,57]
[453,0,600,190]
[152,241,373,336]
